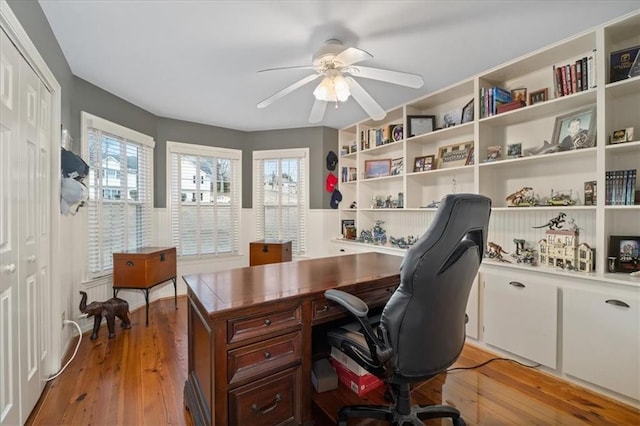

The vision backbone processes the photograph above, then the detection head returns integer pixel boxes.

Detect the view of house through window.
[168,142,241,257]
[83,113,155,278]
[254,149,308,256]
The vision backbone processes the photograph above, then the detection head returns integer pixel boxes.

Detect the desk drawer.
[228,306,301,344]
[228,331,302,385]
[229,367,300,426]
[312,284,397,323]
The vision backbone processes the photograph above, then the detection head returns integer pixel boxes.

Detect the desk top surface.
[183,252,403,316]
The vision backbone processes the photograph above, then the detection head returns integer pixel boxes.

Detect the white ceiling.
[39,1,639,132]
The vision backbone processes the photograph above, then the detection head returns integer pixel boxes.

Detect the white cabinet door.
[482,270,558,368]
[563,286,640,400]
[466,276,479,339]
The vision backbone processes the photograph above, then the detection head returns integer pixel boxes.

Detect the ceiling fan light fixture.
[313,75,351,103]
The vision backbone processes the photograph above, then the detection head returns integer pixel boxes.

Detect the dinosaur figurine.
[533,212,566,230]
[486,242,510,262]
[505,187,533,206]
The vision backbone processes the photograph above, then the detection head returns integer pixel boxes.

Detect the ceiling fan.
[256,39,424,123]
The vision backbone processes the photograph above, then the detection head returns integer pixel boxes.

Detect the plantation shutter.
[168,143,241,257]
[253,149,308,255]
[86,127,154,278]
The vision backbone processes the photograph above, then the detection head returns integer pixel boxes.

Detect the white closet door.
[0,27,21,426]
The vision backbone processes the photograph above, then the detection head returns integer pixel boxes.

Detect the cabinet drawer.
[228,306,301,344]
[228,331,302,385]
[312,284,396,323]
[228,367,300,426]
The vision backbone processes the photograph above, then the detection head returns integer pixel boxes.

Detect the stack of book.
[330,346,384,397]
[605,169,637,205]
[480,86,511,118]
[553,50,597,97]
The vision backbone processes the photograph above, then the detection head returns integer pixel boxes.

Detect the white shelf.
[492,206,597,212]
[478,146,596,169]
[407,164,473,177]
[605,140,640,153]
[605,75,640,98]
[406,122,473,144]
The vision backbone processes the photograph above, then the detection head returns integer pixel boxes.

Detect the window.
[167,142,241,257]
[82,112,155,278]
[253,149,308,256]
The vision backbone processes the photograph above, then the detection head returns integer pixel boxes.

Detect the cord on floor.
[447,357,541,373]
[44,319,83,381]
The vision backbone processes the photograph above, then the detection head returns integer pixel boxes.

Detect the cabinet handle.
[339,249,345,252]
[2,264,16,273]
[509,281,525,288]
[252,393,282,415]
[321,304,330,312]
[264,318,271,326]
[264,351,271,359]
[605,299,630,308]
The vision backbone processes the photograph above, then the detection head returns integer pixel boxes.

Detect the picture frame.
[391,157,404,175]
[423,155,435,171]
[413,156,425,172]
[407,115,436,137]
[608,235,640,272]
[461,99,474,124]
[609,45,640,83]
[529,88,548,105]
[441,109,461,128]
[610,127,634,144]
[511,88,527,105]
[341,219,356,239]
[364,159,392,178]
[552,106,597,151]
[507,142,522,158]
[437,142,473,169]
[465,147,474,166]
[486,145,502,162]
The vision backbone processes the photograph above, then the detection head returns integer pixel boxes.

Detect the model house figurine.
[537,228,594,272]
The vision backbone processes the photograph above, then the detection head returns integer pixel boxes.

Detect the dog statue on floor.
[79,291,131,340]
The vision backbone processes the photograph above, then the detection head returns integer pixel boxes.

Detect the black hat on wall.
[326,151,338,171]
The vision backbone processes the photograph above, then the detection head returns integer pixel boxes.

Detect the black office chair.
[325,193,491,426]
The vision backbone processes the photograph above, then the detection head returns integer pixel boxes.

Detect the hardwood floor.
[27,296,639,425]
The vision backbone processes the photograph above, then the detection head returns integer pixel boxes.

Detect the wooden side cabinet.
[249,240,292,266]
[113,246,177,326]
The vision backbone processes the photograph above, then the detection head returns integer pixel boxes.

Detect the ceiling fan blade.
[258,65,314,73]
[347,66,424,88]
[333,47,372,67]
[257,73,321,109]
[345,77,386,121]
[309,99,328,123]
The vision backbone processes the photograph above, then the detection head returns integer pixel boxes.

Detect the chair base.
[337,403,465,426]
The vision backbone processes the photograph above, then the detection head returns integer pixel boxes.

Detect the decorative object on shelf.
[79,291,131,340]
[389,235,417,249]
[584,181,597,206]
[364,159,391,178]
[545,189,576,206]
[553,105,597,151]
[406,115,435,137]
[422,200,441,208]
[349,201,357,209]
[397,192,404,208]
[461,98,474,124]
[440,109,461,128]
[529,88,548,105]
[610,127,634,144]
[537,226,594,272]
[608,235,640,273]
[485,145,502,162]
[608,256,617,273]
[340,146,349,156]
[485,242,511,263]
[349,167,357,181]
[507,143,522,158]
[465,147,474,165]
[413,155,435,172]
[533,212,567,230]
[341,219,355,239]
[609,45,640,83]
[438,141,473,169]
[629,49,640,78]
[511,239,537,265]
[506,187,537,207]
[511,88,527,105]
[391,124,404,142]
[524,140,558,156]
[372,220,387,245]
[391,157,404,175]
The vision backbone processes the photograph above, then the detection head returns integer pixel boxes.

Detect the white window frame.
[253,148,309,256]
[81,112,155,280]
[166,141,242,259]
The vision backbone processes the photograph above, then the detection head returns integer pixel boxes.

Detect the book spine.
[576,60,582,92]
[565,64,573,95]
[591,49,597,88]
[560,66,568,96]
[581,57,588,91]
[571,63,577,93]
[480,87,485,118]
[631,170,637,205]
[605,171,612,205]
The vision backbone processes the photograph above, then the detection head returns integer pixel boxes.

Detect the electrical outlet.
[61,311,66,328]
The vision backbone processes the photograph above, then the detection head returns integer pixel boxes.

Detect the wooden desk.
[113,246,177,326]
[183,252,402,426]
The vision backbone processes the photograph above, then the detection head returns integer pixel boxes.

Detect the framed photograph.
[391,157,404,175]
[611,127,634,144]
[461,99,474,124]
[486,145,502,162]
[507,143,522,158]
[609,45,640,83]
[341,219,355,239]
[423,155,435,171]
[407,115,436,137]
[608,235,640,272]
[529,88,548,105]
[465,147,474,165]
[413,156,425,172]
[364,159,391,178]
[437,142,473,169]
[441,109,461,128]
[552,106,597,151]
[511,88,527,105]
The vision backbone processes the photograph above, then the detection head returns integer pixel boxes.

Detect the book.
[609,45,640,83]
[496,100,526,114]
[584,181,596,206]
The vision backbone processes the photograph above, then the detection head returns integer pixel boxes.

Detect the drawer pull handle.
[605,299,630,308]
[322,304,330,312]
[264,351,271,359]
[264,318,271,326]
[252,393,282,415]
[509,281,525,288]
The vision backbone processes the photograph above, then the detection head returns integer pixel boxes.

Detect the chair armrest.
[324,289,368,318]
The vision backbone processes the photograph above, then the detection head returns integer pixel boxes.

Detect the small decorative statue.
[486,242,511,262]
[533,212,566,230]
[79,291,131,340]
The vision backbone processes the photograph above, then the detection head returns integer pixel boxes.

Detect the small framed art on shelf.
[364,159,391,178]
[407,115,436,137]
[529,88,548,105]
[608,235,640,272]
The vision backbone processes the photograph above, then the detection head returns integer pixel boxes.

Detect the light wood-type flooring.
[27,296,639,425]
